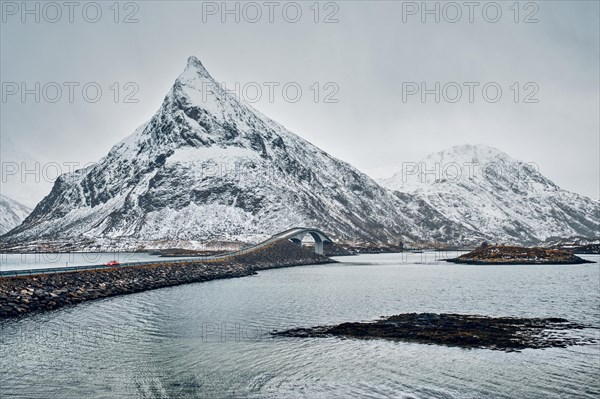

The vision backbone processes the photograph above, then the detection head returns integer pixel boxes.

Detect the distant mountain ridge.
[378,144,599,244]
[0,138,48,208]
[0,194,31,235]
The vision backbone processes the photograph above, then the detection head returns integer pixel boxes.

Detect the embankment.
[0,240,334,319]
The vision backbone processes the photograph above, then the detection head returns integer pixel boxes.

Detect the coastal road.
[0,227,332,278]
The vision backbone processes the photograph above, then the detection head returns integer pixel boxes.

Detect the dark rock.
[273,313,597,351]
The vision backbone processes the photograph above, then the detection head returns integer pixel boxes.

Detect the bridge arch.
[284,228,332,255]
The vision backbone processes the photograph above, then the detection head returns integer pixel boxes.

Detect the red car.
[105,260,120,267]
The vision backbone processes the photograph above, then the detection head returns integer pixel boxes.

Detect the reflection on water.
[1,253,599,398]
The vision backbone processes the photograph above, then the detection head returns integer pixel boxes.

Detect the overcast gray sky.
[1,0,599,206]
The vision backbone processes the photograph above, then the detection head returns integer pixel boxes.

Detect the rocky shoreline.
[0,241,335,319]
[446,245,594,265]
[272,313,596,351]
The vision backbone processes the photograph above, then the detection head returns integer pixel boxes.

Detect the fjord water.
[1,253,599,398]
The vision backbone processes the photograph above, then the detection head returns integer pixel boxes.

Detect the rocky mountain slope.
[379,144,599,244]
[1,57,483,249]
[0,194,32,235]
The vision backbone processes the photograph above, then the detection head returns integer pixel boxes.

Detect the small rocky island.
[446,244,594,265]
[273,313,594,351]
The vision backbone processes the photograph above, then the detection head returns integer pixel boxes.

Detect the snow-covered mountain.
[4,59,593,249]
[1,57,483,249]
[0,194,32,235]
[379,144,599,244]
